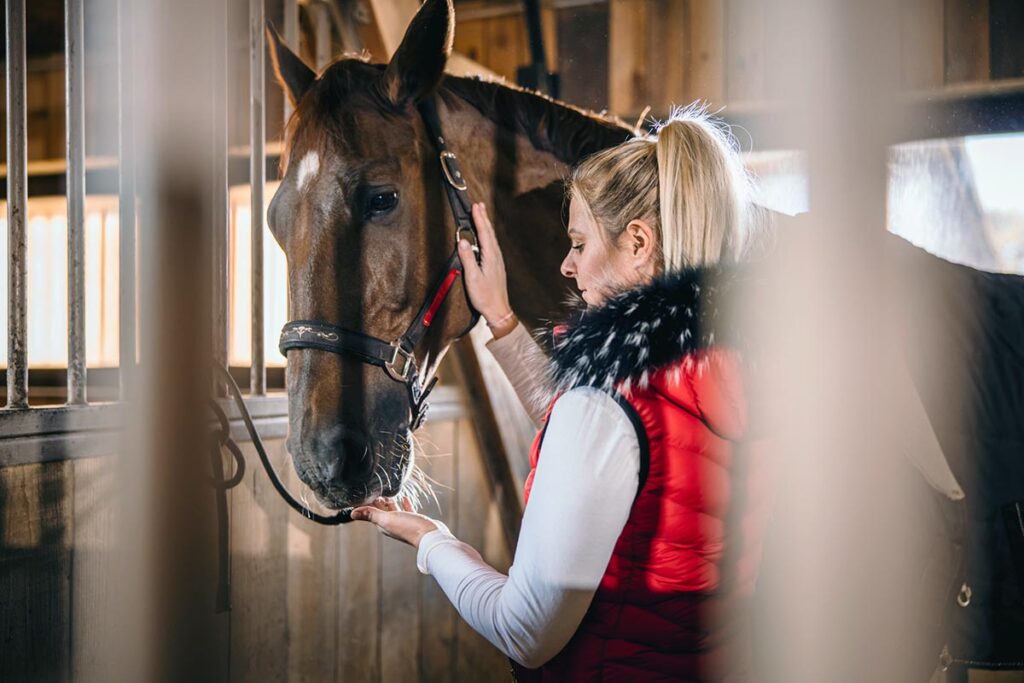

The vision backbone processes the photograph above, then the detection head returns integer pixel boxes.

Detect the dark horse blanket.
[892,234,1024,671]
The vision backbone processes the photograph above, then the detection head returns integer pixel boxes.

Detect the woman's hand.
[351,497,442,548]
[460,203,514,332]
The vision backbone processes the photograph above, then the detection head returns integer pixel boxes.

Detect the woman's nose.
[560,251,576,279]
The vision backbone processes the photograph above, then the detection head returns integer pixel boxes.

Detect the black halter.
[279,97,481,431]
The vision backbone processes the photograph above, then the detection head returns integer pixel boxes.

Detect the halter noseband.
[278,97,481,431]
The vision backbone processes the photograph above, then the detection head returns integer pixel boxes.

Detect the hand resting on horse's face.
[459,203,517,338]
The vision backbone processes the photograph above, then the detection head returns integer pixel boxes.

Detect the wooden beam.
[609,0,648,115]
[449,331,524,550]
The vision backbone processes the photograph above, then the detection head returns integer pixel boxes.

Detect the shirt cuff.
[415,521,458,575]
[484,320,528,357]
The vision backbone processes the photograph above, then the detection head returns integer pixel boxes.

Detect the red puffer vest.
[513,269,772,683]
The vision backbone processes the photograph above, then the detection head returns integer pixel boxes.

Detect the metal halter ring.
[440,151,468,191]
[956,582,972,608]
[385,343,414,382]
[456,225,479,255]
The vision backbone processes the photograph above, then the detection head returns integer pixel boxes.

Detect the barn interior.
[1,1,1022,681]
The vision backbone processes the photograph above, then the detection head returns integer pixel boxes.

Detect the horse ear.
[383,0,454,107]
[266,22,316,107]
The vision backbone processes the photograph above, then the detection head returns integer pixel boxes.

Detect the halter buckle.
[456,225,480,258]
[385,343,415,382]
[440,151,468,191]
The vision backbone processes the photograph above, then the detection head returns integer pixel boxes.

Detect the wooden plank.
[285,460,339,682]
[230,438,291,682]
[485,14,528,82]
[71,456,119,682]
[453,17,488,67]
[556,3,610,111]
[0,461,73,682]
[901,0,945,89]
[944,0,990,84]
[724,0,766,104]
[335,521,381,682]
[454,418,513,679]
[45,67,65,160]
[685,0,726,106]
[380,522,420,682]
[541,3,559,73]
[418,420,458,683]
[609,0,648,115]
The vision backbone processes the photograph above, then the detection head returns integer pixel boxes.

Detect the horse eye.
[366,190,398,218]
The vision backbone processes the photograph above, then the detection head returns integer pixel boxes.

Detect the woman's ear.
[624,219,658,266]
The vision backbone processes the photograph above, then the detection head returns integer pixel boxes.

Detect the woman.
[352,109,772,682]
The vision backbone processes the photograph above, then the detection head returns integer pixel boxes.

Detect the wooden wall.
[449,0,1024,120]
[0,409,514,682]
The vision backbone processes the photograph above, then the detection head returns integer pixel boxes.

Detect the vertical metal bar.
[283,0,299,122]
[6,0,29,410]
[212,0,229,395]
[250,0,266,395]
[118,0,137,400]
[67,0,88,405]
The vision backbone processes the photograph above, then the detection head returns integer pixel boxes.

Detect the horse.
[266,0,631,510]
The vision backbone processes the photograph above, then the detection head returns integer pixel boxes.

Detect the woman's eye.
[571,243,584,252]
[365,190,398,218]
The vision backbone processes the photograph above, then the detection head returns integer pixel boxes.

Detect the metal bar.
[250,0,266,395]
[212,0,229,396]
[6,0,29,410]
[118,0,137,400]
[283,0,299,122]
[0,386,466,467]
[66,0,88,405]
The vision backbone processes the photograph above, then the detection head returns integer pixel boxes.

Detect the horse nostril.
[311,425,371,487]
[339,434,372,482]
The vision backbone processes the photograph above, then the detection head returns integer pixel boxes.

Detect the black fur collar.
[546,268,740,393]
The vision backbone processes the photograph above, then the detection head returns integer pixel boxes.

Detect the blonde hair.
[569,105,752,272]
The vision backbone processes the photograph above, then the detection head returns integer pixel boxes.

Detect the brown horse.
[266,0,631,509]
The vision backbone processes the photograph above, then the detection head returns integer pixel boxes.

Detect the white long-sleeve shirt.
[416,323,641,668]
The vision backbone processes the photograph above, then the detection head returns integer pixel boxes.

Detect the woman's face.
[560,197,654,306]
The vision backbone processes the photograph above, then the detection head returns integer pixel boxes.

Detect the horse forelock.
[280,59,399,175]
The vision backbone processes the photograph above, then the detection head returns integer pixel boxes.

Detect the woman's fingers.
[471,203,501,261]
[350,503,441,548]
[458,238,482,278]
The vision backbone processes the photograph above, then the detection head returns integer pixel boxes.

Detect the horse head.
[266,0,472,509]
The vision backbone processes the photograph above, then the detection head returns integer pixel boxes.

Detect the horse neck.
[436,80,632,329]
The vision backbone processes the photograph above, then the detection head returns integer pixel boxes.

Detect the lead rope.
[209,363,353,612]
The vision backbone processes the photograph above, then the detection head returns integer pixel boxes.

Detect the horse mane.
[438,74,636,165]
[280,57,636,174]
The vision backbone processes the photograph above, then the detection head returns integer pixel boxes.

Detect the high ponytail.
[570,105,752,274]
[656,109,749,269]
